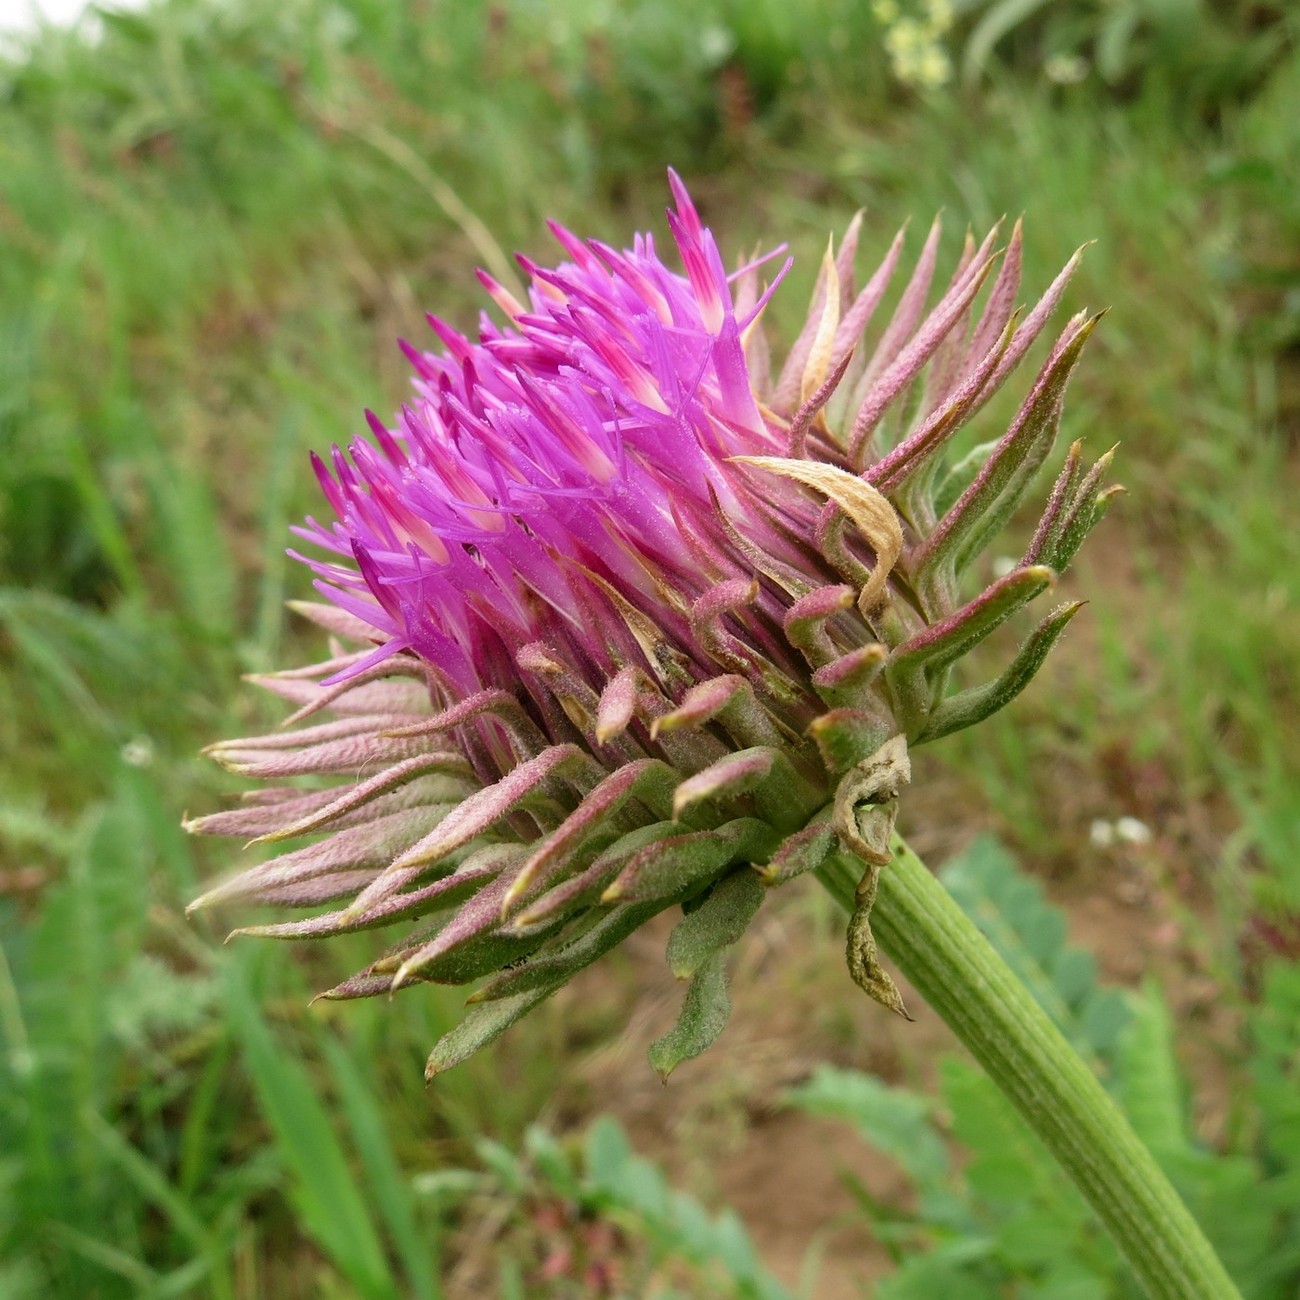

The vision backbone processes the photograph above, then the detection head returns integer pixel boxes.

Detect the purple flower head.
[191,174,1115,1078]
[292,170,792,696]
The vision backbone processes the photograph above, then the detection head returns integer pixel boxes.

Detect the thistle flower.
[188,172,1116,1080]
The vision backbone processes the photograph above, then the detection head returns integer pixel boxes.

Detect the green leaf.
[940,1059,1070,1212]
[915,602,1083,745]
[472,1139,526,1197]
[647,950,732,1081]
[940,837,1130,1065]
[666,868,764,979]
[1022,1269,1110,1300]
[425,982,560,1077]
[1117,981,1187,1158]
[471,902,657,1002]
[756,816,838,886]
[319,1037,440,1300]
[604,818,779,904]
[584,1115,632,1192]
[611,1155,670,1222]
[524,1126,581,1199]
[878,1252,1001,1300]
[997,1208,1085,1270]
[713,1208,759,1278]
[785,1064,951,1189]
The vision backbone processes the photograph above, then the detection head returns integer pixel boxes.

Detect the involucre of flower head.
[189,172,1116,1079]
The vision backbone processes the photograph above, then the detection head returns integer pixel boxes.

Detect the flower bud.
[191,173,1113,1076]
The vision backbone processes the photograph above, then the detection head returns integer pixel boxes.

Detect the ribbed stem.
[816,834,1242,1300]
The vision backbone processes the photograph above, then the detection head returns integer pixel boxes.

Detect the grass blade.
[224,961,398,1300]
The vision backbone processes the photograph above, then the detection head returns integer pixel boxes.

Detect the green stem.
[816,833,1242,1300]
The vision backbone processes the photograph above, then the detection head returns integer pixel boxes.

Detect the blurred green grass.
[1,0,1297,1294]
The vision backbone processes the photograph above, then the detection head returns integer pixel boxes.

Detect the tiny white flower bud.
[1089,819,1115,848]
[1115,816,1153,846]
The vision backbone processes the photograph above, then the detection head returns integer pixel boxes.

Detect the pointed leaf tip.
[648,950,733,1081]
[424,984,560,1078]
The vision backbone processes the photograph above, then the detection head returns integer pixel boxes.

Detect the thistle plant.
[190,174,1240,1299]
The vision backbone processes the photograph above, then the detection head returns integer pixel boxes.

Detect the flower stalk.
[818,836,1243,1300]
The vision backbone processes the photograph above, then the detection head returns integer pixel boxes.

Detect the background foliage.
[1,0,1296,1294]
